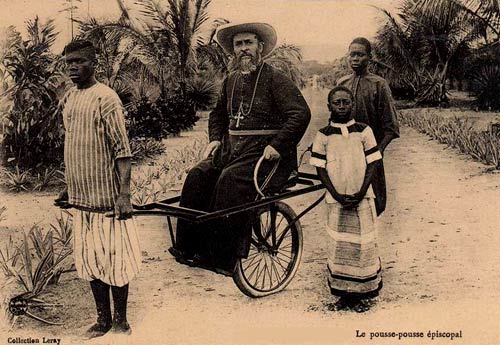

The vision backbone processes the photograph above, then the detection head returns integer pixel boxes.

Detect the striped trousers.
[73,210,142,287]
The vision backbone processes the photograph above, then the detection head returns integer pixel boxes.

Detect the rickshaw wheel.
[233,201,303,298]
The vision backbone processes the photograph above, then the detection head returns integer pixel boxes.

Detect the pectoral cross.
[234,103,245,128]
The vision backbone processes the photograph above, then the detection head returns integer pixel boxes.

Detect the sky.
[0,0,399,62]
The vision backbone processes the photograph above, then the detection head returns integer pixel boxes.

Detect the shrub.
[186,76,218,111]
[131,135,207,205]
[1,165,61,193]
[469,65,500,111]
[465,45,500,111]
[126,91,199,140]
[399,109,500,169]
[130,137,166,161]
[126,97,164,141]
[0,18,65,170]
[0,212,73,305]
[0,206,6,223]
[2,166,31,192]
[157,90,199,135]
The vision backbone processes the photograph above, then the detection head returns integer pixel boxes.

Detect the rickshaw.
[134,155,325,298]
[8,154,326,325]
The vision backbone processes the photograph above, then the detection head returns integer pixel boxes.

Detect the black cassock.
[174,63,311,271]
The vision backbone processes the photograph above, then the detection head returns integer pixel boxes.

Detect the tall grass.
[399,109,500,169]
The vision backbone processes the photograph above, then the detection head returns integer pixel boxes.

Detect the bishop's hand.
[263,145,280,160]
[203,141,221,159]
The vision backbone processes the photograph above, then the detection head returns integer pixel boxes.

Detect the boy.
[310,86,383,312]
[337,37,399,215]
[54,40,141,337]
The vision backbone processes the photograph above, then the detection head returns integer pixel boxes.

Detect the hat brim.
[216,22,277,58]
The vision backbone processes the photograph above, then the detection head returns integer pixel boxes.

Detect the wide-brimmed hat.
[216,22,277,57]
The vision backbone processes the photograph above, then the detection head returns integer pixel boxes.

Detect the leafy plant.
[50,210,73,249]
[2,166,31,192]
[1,17,65,170]
[130,137,166,161]
[399,109,500,169]
[0,236,19,279]
[186,76,218,110]
[32,167,58,191]
[374,0,488,105]
[0,205,6,223]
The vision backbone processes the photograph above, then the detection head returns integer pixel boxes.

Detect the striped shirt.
[310,119,382,203]
[62,82,132,211]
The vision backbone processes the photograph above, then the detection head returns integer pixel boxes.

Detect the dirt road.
[2,94,500,343]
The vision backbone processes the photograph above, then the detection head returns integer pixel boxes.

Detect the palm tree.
[77,0,228,99]
[375,0,487,105]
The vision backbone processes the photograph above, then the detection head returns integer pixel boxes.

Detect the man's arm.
[355,160,379,198]
[115,157,133,219]
[378,80,400,153]
[208,77,229,142]
[204,77,229,158]
[102,94,134,219]
[268,70,311,157]
[349,126,383,206]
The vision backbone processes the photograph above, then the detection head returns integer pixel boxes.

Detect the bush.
[469,65,500,111]
[465,45,500,111]
[1,165,61,193]
[399,109,500,169]
[0,18,65,170]
[130,137,166,161]
[186,76,218,111]
[126,90,199,140]
[126,97,164,140]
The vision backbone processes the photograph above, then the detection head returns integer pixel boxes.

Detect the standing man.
[54,40,141,338]
[337,37,400,215]
[169,22,311,275]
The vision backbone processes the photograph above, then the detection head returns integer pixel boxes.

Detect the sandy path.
[3,104,500,343]
[83,125,500,345]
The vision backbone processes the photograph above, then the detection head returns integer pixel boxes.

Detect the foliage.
[374,0,488,105]
[186,75,219,110]
[316,57,350,89]
[399,109,500,168]
[0,213,73,301]
[126,97,164,140]
[131,135,207,204]
[126,90,199,140]
[130,137,166,161]
[0,205,6,223]
[0,17,65,170]
[1,165,61,193]
[265,44,306,88]
[32,167,58,192]
[2,166,31,192]
[465,44,500,110]
[78,0,228,99]
[157,90,199,134]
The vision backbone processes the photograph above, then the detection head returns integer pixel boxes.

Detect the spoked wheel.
[233,201,303,298]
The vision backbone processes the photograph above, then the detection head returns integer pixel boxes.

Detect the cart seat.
[278,170,299,191]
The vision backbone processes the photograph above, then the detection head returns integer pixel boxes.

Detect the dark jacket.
[209,62,311,171]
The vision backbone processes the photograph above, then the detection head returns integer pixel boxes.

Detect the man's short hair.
[350,37,372,56]
[328,86,354,103]
[63,39,97,59]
